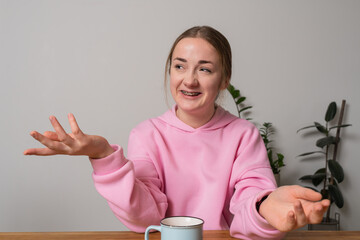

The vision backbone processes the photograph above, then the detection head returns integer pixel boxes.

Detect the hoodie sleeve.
[90,134,168,232]
[228,123,286,240]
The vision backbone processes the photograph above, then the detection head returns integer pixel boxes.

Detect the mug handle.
[144,225,161,240]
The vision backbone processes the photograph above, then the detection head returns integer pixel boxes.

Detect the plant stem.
[325,100,346,222]
[332,100,346,162]
[324,121,331,222]
[324,144,331,222]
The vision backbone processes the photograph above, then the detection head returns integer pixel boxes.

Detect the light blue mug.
[144,216,204,240]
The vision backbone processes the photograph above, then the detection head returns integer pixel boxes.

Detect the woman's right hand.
[24,113,115,159]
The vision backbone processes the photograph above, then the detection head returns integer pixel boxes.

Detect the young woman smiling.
[25,26,329,240]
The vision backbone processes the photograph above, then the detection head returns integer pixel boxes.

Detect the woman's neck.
[176,105,217,129]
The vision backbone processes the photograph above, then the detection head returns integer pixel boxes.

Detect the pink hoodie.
[90,106,285,240]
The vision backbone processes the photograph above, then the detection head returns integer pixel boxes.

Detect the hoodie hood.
[157,105,239,132]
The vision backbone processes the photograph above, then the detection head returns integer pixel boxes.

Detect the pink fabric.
[90,106,285,239]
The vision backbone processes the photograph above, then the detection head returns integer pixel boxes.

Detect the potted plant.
[227,84,285,185]
[227,84,252,120]
[260,122,285,186]
[297,100,351,230]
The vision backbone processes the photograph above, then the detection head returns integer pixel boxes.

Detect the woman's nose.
[183,71,199,87]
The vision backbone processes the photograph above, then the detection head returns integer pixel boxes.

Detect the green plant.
[260,122,285,174]
[297,100,351,221]
[227,84,285,176]
[227,84,252,120]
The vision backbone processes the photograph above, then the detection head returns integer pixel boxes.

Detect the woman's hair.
[164,25,232,95]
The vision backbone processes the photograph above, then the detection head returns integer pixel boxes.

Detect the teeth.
[181,90,200,96]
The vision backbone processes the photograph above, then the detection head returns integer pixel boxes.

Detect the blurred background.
[1,0,359,231]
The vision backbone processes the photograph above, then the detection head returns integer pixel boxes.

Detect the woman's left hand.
[259,185,330,232]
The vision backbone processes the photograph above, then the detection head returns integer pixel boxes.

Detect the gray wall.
[1,0,359,232]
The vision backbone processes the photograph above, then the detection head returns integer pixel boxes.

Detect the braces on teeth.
[182,91,200,96]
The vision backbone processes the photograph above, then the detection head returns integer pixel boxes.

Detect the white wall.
[1,0,359,231]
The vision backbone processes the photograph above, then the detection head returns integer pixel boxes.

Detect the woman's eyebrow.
[198,60,213,65]
[173,57,213,65]
[173,57,187,62]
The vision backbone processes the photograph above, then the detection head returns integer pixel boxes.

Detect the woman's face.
[170,37,226,120]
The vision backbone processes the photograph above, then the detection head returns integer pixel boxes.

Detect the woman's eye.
[174,64,183,70]
[200,68,211,73]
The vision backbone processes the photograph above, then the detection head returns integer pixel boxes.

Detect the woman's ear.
[220,77,230,90]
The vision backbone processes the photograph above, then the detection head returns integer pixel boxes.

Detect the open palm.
[259,185,330,232]
[24,114,114,159]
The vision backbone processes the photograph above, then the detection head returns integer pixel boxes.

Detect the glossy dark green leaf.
[297,151,325,157]
[328,184,344,208]
[320,188,329,200]
[297,125,316,133]
[299,173,326,186]
[325,102,337,122]
[312,173,326,186]
[299,175,313,181]
[315,168,326,174]
[314,122,328,134]
[328,160,344,183]
[316,136,339,148]
[329,124,352,130]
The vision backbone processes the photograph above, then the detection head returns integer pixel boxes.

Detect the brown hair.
[164,26,232,92]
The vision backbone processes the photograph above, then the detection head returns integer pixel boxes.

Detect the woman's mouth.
[181,90,201,96]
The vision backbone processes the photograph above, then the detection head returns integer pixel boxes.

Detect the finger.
[29,131,67,153]
[321,199,331,208]
[293,200,307,227]
[49,116,73,144]
[293,186,322,201]
[285,210,297,231]
[308,201,330,224]
[43,131,60,141]
[68,113,83,136]
[24,147,58,156]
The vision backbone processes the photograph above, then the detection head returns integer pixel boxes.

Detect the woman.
[24,26,329,240]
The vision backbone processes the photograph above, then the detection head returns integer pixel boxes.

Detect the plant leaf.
[299,173,326,186]
[227,84,235,92]
[328,160,344,183]
[320,188,329,200]
[325,102,337,122]
[233,90,240,98]
[329,124,352,130]
[316,136,339,148]
[239,106,252,113]
[297,125,316,133]
[314,122,328,134]
[297,151,325,157]
[299,175,313,181]
[315,168,326,174]
[236,97,246,105]
[312,173,326,186]
[328,184,344,208]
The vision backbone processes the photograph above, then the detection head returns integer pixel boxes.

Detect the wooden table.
[0,230,359,240]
